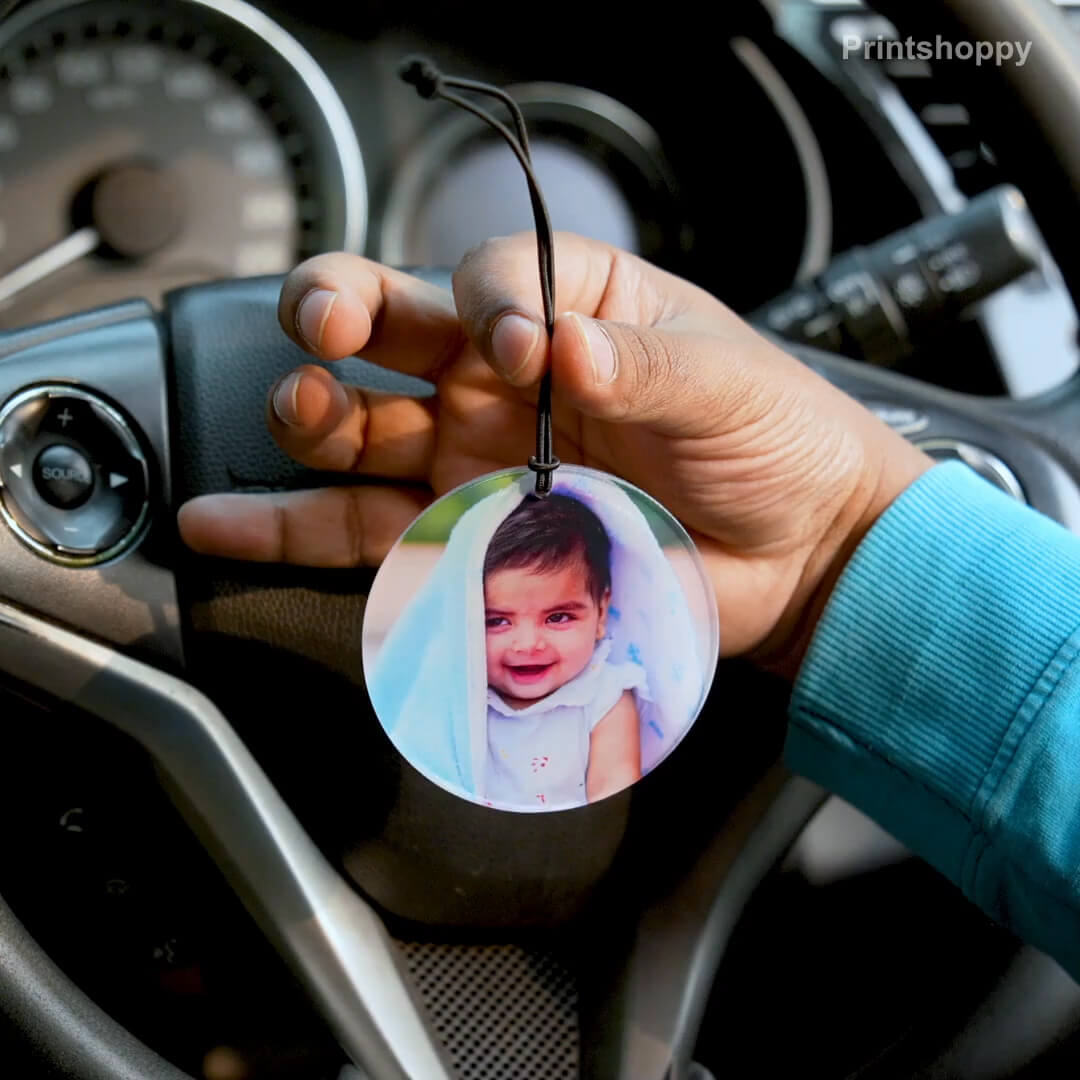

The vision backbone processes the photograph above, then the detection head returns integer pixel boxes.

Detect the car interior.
[2,0,1080,1077]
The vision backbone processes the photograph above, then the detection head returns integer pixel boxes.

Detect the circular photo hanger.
[362,466,719,813]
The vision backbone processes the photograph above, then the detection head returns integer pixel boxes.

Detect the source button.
[33,444,95,509]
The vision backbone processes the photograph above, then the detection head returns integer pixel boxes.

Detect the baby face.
[484,557,609,710]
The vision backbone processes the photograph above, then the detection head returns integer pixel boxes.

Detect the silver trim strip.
[0,600,451,1080]
[914,437,1026,501]
[870,79,966,215]
[0,0,367,254]
[601,768,826,1079]
[670,775,828,1074]
[732,36,834,281]
[188,0,367,254]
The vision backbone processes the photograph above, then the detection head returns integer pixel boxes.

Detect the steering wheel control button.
[33,444,95,509]
[914,439,1026,503]
[0,386,151,566]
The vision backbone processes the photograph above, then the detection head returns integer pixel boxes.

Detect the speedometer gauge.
[0,0,366,328]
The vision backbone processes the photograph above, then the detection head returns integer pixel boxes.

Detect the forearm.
[787,462,1080,980]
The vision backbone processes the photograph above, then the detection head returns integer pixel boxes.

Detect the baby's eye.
[547,612,576,624]
[485,615,510,629]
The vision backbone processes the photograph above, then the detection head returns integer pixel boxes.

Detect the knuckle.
[455,235,510,281]
[344,489,367,566]
[610,324,717,427]
[596,248,685,326]
[455,233,537,281]
[598,250,645,317]
[270,500,288,563]
[453,238,519,335]
[282,253,341,295]
[623,323,683,396]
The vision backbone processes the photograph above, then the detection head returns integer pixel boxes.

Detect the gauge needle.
[0,227,100,307]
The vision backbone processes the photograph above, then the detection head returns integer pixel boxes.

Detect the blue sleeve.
[786,461,1080,981]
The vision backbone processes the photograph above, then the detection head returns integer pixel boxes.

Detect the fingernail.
[295,288,337,351]
[272,372,302,426]
[490,313,541,381]
[568,313,617,385]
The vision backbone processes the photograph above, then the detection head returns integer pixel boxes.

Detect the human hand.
[177,232,930,675]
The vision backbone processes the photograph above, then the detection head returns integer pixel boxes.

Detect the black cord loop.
[400,56,559,495]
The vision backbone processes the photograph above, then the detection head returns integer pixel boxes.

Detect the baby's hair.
[484,494,612,602]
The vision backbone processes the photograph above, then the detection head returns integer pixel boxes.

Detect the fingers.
[278,253,465,378]
[268,364,436,479]
[177,486,430,567]
[452,232,741,387]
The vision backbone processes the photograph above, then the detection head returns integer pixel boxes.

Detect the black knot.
[528,456,561,474]
[529,455,561,496]
[399,55,442,99]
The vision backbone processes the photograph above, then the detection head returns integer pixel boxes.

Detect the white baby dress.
[484,640,649,811]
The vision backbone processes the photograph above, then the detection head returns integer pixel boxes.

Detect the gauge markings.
[56,48,106,86]
[0,1,333,327]
[10,74,51,111]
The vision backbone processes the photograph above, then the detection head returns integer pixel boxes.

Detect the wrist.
[754,435,932,681]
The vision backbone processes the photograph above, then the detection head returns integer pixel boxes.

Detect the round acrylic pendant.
[362,466,720,813]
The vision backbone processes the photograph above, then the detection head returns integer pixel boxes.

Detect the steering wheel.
[2,1,1080,1077]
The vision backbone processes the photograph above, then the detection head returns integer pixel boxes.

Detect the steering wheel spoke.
[0,599,452,1078]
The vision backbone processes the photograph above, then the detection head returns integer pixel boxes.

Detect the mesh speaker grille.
[395,941,580,1079]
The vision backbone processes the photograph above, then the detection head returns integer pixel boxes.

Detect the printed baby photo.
[362,466,718,813]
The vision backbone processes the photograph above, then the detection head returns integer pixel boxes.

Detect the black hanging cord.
[400,56,560,495]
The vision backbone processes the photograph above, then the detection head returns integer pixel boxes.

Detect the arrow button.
[10,462,22,479]
[109,472,128,489]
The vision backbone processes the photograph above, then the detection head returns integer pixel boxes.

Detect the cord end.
[398,55,443,99]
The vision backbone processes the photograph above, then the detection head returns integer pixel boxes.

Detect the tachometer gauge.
[380,83,686,273]
[0,0,366,327]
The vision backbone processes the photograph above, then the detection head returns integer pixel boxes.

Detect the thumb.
[550,312,787,438]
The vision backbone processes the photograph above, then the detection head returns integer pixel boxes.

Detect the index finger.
[278,253,466,378]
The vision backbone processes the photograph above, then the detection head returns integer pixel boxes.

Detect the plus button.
[57,408,73,428]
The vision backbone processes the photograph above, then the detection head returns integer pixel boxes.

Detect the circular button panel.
[0,386,150,566]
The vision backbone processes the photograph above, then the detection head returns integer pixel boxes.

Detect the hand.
[177,232,930,675]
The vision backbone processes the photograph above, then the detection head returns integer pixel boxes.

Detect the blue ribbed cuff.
[786,461,1080,885]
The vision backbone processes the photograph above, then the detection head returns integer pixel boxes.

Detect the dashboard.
[0,0,1074,393]
[2,2,1080,1080]
[0,0,951,329]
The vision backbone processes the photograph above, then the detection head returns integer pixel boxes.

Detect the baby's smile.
[503,660,557,684]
